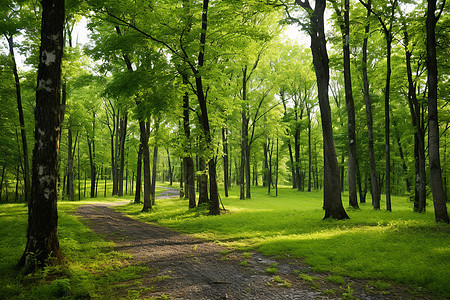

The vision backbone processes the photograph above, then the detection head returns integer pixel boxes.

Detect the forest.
[0,0,449,299]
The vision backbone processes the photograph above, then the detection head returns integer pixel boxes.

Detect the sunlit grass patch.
[116,185,450,297]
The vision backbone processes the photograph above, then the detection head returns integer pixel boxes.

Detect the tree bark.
[135,144,143,204]
[6,35,31,204]
[332,0,358,207]
[118,114,128,196]
[198,156,209,205]
[87,112,96,198]
[18,0,65,272]
[182,73,196,208]
[403,27,427,212]
[361,0,380,209]
[222,127,229,197]
[297,0,349,219]
[193,0,220,215]
[426,0,450,223]
[67,128,75,200]
[140,120,152,212]
[151,145,158,205]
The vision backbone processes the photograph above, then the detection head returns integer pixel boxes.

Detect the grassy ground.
[0,196,154,299]
[116,185,450,298]
[1,184,449,298]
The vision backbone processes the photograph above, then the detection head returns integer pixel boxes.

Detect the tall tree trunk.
[0,163,5,201]
[276,137,279,196]
[361,0,380,209]
[118,114,128,196]
[297,0,349,220]
[384,36,392,212]
[135,144,143,204]
[18,0,65,272]
[198,156,208,205]
[192,0,219,215]
[263,142,269,186]
[222,127,229,197]
[6,35,31,204]
[332,0,358,207]
[240,66,249,200]
[426,0,450,223]
[288,140,296,188]
[67,128,74,200]
[267,139,273,195]
[140,121,152,212]
[294,119,301,191]
[307,105,312,192]
[166,148,173,186]
[182,73,196,208]
[404,28,427,212]
[87,112,96,198]
[150,145,158,205]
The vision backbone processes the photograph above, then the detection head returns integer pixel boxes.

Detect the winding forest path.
[76,187,434,300]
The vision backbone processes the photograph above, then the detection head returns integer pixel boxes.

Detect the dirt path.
[76,187,436,300]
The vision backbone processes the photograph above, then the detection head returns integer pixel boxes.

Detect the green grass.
[115,185,450,298]
[0,198,148,299]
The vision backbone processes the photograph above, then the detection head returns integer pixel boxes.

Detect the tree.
[359,0,381,208]
[1,1,37,204]
[359,0,398,212]
[295,0,349,219]
[330,0,358,208]
[18,0,65,272]
[426,0,450,223]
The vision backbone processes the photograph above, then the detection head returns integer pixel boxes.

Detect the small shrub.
[49,278,71,298]
[240,260,248,266]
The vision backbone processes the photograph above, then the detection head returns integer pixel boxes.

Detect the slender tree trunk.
[140,121,152,212]
[276,137,279,196]
[307,106,312,192]
[87,112,96,198]
[426,0,450,223]
[67,128,74,200]
[339,0,358,207]
[240,66,249,200]
[267,139,272,195]
[356,159,366,203]
[150,145,158,205]
[294,125,301,191]
[384,36,392,211]
[361,0,380,209]
[222,127,229,197]
[166,148,173,186]
[18,0,65,272]
[404,29,427,212]
[263,142,269,186]
[288,140,296,188]
[0,163,5,201]
[193,0,219,215]
[181,73,196,208]
[118,114,128,196]
[6,35,31,204]
[198,156,209,205]
[135,144,142,204]
[298,0,349,219]
[78,136,80,200]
